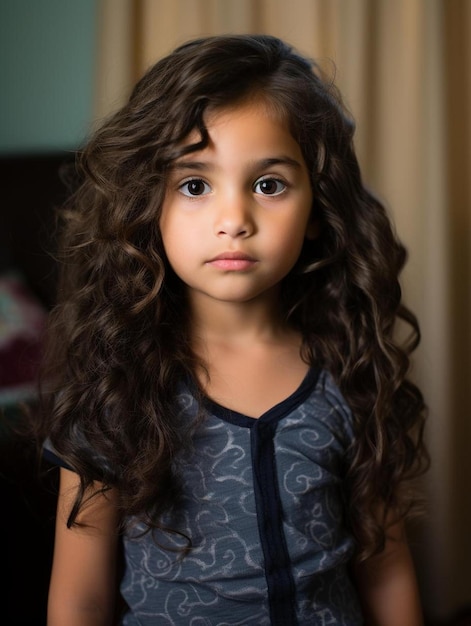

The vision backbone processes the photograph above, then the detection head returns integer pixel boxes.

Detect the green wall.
[0,0,97,154]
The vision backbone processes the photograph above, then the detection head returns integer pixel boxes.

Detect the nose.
[214,191,255,239]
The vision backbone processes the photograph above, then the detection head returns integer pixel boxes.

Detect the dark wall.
[1,153,74,307]
[1,153,73,625]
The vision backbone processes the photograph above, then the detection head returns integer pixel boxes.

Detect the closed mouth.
[206,252,258,270]
[208,252,257,262]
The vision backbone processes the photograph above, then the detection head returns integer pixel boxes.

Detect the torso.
[120,369,364,626]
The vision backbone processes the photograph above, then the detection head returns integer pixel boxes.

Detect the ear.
[305,218,320,240]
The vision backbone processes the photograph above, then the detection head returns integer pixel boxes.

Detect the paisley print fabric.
[119,370,364,625]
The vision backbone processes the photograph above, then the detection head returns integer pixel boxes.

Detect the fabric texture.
[118,369,363,625]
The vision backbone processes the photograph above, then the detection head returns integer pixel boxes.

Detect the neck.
[189,290,288,347]
[187,289,307,415]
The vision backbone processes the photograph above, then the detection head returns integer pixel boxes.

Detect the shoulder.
[316,369,351,414]
[42,429,116,482]
[309,369,356,445]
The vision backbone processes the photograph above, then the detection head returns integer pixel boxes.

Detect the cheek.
[276,216,312,266]
[160,214,180,266]
[278,214,312,248]
[160,210,185,249]
[261,227,306,277]
[160,215,200,280]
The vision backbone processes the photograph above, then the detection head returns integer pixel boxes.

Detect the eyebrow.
[171,156,303,172]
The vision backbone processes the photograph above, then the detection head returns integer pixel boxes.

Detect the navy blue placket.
[251,418,298,626]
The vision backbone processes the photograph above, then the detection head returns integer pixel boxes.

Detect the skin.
[47,468,120,625]
[47,100,424,625]
[354,513,424,625]
[160,101,316,310]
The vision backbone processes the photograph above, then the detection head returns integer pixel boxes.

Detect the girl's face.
[160,101,315,311]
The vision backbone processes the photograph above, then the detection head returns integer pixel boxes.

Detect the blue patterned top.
[118,369,364,625]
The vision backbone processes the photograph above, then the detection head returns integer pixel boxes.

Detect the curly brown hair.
[36,34,428,560]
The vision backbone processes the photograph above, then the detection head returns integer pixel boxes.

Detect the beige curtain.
[94,0,471,621]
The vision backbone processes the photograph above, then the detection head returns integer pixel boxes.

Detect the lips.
[207,252,257,271]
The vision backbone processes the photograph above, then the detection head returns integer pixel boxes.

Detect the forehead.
[178,99,299,157]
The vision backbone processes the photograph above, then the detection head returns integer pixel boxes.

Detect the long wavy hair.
[36,34,428,560]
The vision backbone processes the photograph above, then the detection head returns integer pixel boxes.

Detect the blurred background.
[1,1,469,624]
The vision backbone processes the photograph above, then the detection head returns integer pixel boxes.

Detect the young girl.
[37,34,428,625]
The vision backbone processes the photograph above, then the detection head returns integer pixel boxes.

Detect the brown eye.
[179,179,211,196]
[254,178,286,196]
